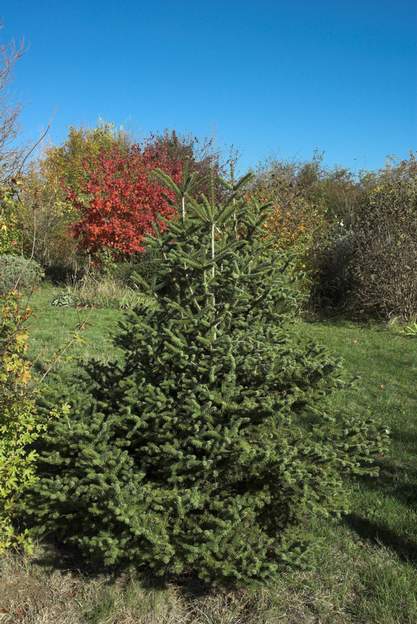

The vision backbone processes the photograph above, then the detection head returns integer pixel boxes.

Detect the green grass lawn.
[26,285,125,373]
[3,285,416,623]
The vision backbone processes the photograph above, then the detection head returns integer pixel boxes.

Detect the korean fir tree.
[22,169,388,585]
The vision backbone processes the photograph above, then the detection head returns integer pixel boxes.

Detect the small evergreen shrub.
[22,171,388,585]
[0,255,44,295]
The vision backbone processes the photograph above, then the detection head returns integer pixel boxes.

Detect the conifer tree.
[23,170,387,584]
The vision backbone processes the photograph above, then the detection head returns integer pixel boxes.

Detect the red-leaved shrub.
[70,143,182,256]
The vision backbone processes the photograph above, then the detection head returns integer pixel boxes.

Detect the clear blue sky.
[2,0,416,173]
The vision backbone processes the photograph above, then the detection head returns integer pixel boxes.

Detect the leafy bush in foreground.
[23,171,387,585]
[0,185,43,552]
[0,294,45,552]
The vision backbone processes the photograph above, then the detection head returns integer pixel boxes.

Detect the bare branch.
[18,123,51,174]
[0,23,25,182]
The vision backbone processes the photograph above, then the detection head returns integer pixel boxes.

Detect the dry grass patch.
[1,530,417,624]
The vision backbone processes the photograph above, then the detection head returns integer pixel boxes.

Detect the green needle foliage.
[22,170,388,585]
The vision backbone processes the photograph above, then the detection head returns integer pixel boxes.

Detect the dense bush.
[309,157,417,319]
[23,170,387,585]
[253,158,327,253]
[0,254,44,295]
[70,142,182,256]
[251,157,361,307]
[350,157,417,320]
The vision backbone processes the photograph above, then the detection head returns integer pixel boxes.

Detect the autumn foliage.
[70,143,183,257]
[17,125,129,275]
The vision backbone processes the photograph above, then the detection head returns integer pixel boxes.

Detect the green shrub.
[22,171,387,585]
[0,293,46,553]
[0,255,44,295]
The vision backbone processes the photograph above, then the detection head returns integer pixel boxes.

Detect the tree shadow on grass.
[345,444,417,567]
[32,540,214,597]
[358,454,417,511]
[390,429,417,454]
[32,541,113,578]
[345,514,417,567]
